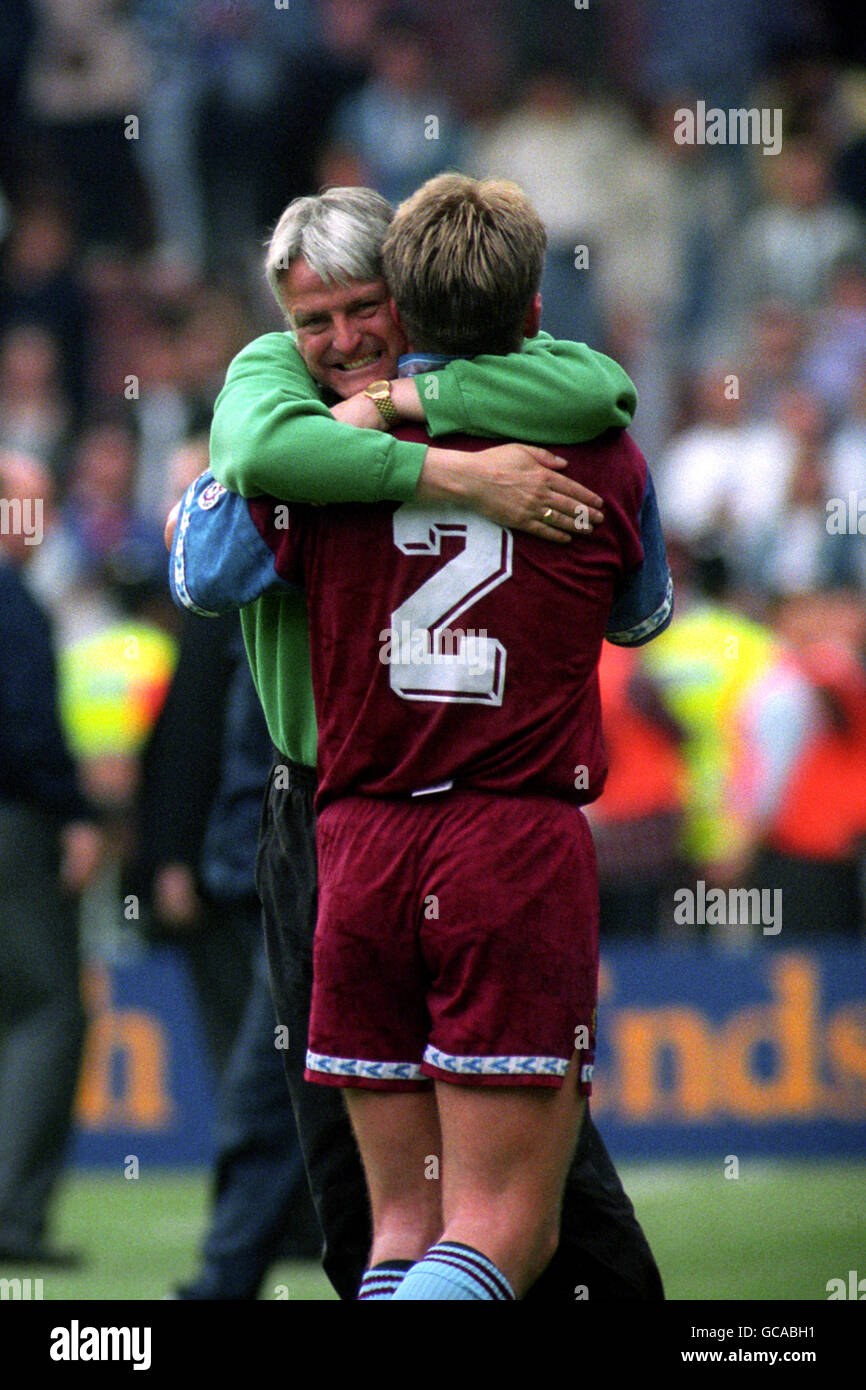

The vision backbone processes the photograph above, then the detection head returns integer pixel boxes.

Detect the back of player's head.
[382,173,547,357]
[264,188,394,305]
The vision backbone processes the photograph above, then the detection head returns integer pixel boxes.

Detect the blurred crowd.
[0,0,864,1281]
[0,0,864,979]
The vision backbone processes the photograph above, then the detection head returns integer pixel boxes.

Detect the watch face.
[365,381,396,422]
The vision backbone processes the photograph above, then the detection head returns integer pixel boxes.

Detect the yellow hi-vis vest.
[59,622,177,759]
[641,603,780,864]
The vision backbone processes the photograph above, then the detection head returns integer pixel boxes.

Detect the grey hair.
[264,188,395,311]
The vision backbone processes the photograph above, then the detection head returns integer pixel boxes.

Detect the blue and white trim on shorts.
[423,1046,570,1079]
[305,1051,426,1083]
[305,1046,582,1086]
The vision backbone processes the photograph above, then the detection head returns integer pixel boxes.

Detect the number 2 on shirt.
[387,502,512,705]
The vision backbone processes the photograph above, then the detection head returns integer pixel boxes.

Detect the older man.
[191,185,662,1301]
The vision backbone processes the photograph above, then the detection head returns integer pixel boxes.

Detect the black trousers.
[256,764,664,1302]
[180,928,323,1299]
[0,804,86,1249]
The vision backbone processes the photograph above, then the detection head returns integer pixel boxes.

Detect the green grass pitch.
[8,1161,865,1301]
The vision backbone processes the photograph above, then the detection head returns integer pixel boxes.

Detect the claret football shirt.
[171,425,672,811]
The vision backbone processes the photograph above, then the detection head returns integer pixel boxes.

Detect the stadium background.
[0,0,864,1301]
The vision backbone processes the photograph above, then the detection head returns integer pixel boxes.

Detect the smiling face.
[279,258,406,399]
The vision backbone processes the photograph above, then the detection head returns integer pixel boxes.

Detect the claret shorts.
[304,790,599,1093]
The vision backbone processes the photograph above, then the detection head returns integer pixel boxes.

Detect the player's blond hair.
[382,173,547,356]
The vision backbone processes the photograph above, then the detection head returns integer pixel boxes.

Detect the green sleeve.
[420,331,637,444]
[209,332,428,502]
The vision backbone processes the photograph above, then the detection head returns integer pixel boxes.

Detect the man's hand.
[418,443,604,542]
[329,387,604,540]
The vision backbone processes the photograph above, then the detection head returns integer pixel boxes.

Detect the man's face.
[279,258,406,399]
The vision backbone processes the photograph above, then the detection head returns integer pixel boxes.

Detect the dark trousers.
[181,925,322,1299]
[174,899,259,1083]
[0,803,86,1249]
[257,765,665,1302]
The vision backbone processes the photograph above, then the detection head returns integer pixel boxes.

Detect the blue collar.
[398,350,469,377]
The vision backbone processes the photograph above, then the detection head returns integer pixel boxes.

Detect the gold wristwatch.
[363,379,399,426]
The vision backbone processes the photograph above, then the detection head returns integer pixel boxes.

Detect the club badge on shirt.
[198,480,227,510]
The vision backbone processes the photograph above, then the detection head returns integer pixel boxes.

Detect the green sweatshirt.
[209,330,637,765]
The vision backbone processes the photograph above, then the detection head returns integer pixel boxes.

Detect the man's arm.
[209,334,428,504]
[410,332,637,443]
[332,333,636,442]
[209,333,608,543]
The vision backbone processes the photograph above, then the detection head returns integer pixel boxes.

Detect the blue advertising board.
[70,943,866,1166]
[591,944,866,1158]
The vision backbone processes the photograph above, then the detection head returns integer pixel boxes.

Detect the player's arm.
[168,473,301,616]
[605,471,674,647]
[209,333,602,543]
